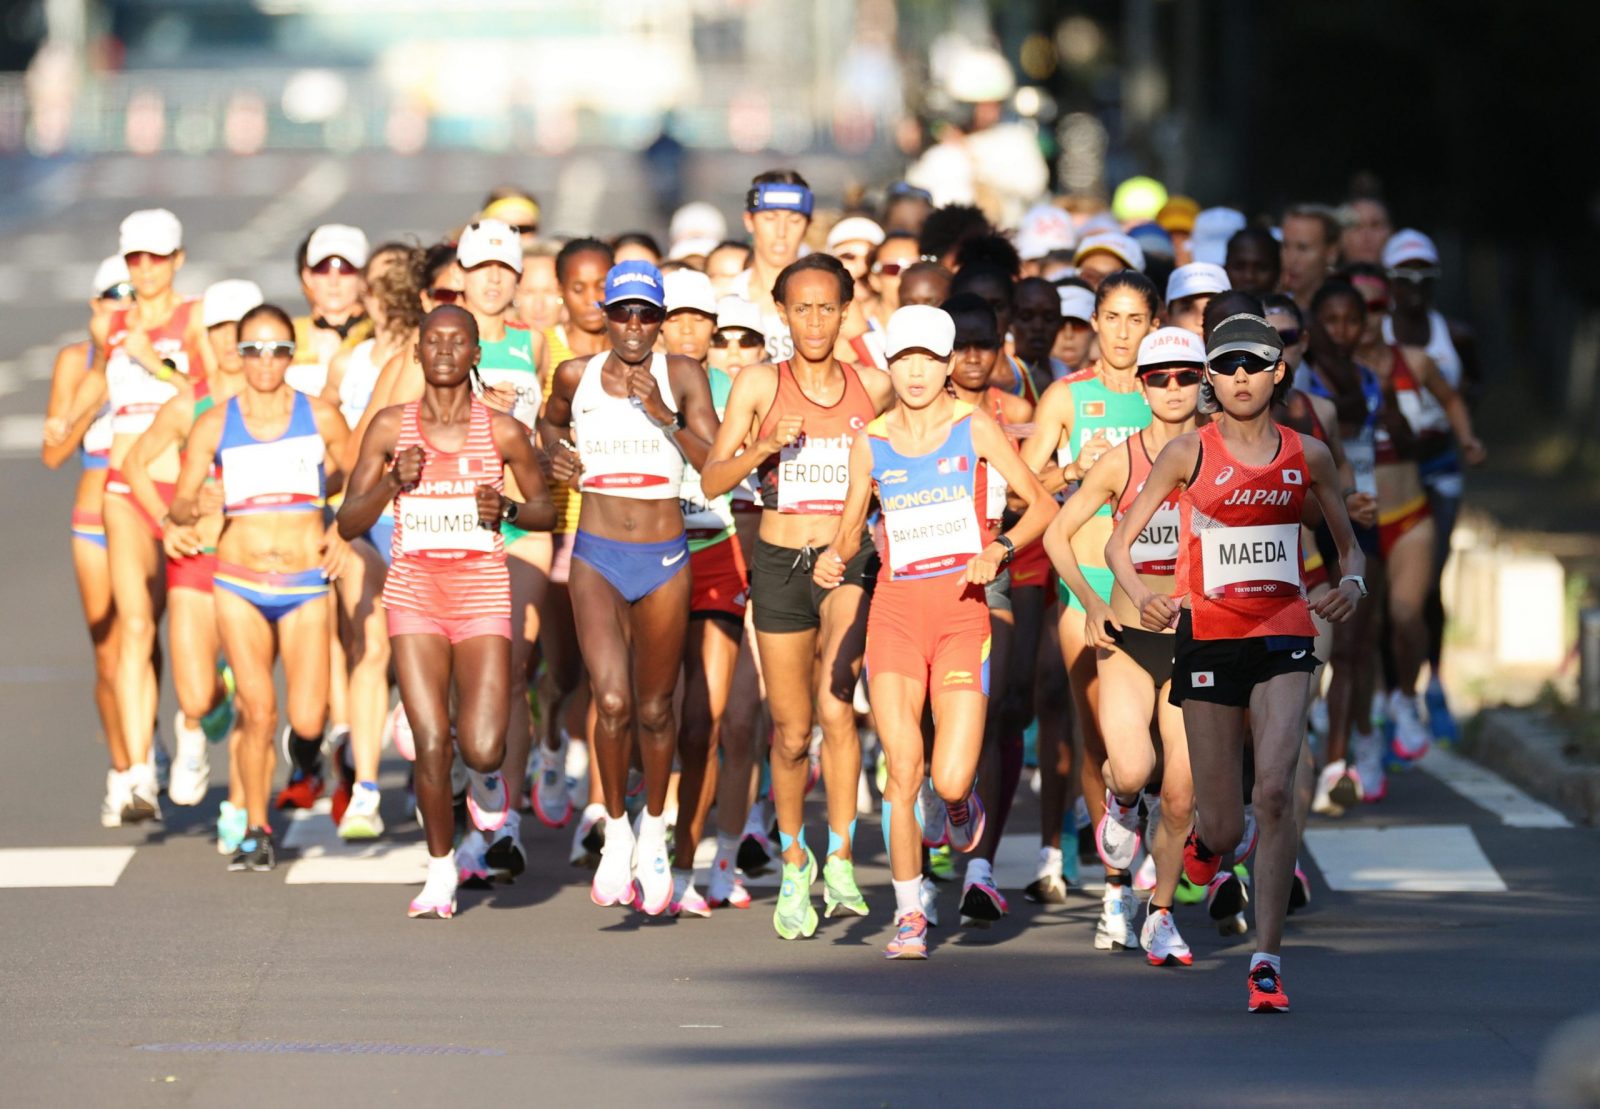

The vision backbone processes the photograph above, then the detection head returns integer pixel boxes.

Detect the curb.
[1464,709,1600,826]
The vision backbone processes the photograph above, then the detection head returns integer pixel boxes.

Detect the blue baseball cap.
[602,260,666,308]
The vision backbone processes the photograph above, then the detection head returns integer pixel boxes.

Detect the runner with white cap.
[1190,207,1247,267]
[736,169,815,362]
[1072,232,1146,290]
[1165,262,1231,336]
[669,201,728,257]
[816,304,1053,958]
[1052,282,1098,371]
[1045,326,1204,965]
[1016,202,1078,278]
[290,224,373,398]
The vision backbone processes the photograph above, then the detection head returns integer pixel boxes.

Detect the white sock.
[967,857,993,885]
[604,813,635,849]
[427,855,456,885]
[638,811,667,845]
[582,802,606,821]
[714,832,739,866]
[893,878,921,918]
[1251,951,1282,972]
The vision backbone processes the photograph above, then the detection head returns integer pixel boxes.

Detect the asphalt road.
[2,151,1598,1108]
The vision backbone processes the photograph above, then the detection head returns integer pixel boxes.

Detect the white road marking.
[0,414,45,452]
[281,807,433,885]
[1417,746,1572,828]
[1305,824,1507,893]
[0,847,136,888]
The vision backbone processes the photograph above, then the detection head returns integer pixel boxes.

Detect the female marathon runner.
[538,261,719,916]
[1011,276,1069,395]
[736,169,814,362]
[337,305,552,916]
[1046,327,1203,965]
[1022,270,1158,950]
[167,304,351,871]
[699,253,894,940]
[1109,312,1365,1013]
[42,257,130,811]
[816,305,1052,959]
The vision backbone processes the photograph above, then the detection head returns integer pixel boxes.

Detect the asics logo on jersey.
[661,549,686,567]
[1214,466,1235,485]
[1292,649,1308,659]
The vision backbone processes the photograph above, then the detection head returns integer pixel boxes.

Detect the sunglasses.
[1140,368,1202,388]
[429,288,463,303]
[99,282,135,302]
[1387,267,1440,284]
[606,303,667,326]
[711,331,764,349]
[238,340,296,359]
[871,262,904,276]
[309,257,360,276]
[123,251,174,267]
[1208,354,1276,376]
[1273,327,1303,346]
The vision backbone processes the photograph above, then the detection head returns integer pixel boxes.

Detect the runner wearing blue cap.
[736,170,814,363]
[538,261,721,916]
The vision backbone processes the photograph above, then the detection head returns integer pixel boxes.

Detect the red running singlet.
[755,360,875,514]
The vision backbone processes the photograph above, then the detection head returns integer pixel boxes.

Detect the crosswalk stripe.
[1417,747,1572,828]
[1305,824,1507,893]
[0,847,136,888]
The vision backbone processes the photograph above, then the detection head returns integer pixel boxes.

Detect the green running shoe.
[928,844,955,883]
[773,848,819,940]
[1175,876,1206,905]
[215,800,248,855]
[874,754,888,796]
[201,663,237,744]
[822,855,869,918]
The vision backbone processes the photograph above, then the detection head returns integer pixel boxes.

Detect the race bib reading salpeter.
[1200,523,1301,597]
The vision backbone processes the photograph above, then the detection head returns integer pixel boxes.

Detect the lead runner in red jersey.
[1107,313,1364,1014]
[338,306,553,919]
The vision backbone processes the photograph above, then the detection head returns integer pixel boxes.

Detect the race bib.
[477,368,542,430]
[777,439,850,514]
[884,500,983,577]
[1345,431,1377,497]
[1200,523,1301,598]
[1130,502,1180,575]
[399,495,495,555]
[984,462,1008,524]
[678,466,735,537]
[220,435,324,512]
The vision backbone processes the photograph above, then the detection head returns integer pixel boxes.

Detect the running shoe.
[1353,731,1388,803]
[564,732,589,800]
[1095,790,1142,870]
[409,858,459,920]
[1024,846,1069,904]
[1175,876,1206,905]
[927,844,955,882]
[167,713,209,807]
[228,827,275,872]
[274,769,324,812]
[707,856,751,909]
[215,800,248,855]
[329,737,356,826]
[822,856,869,918]
[338,781,384,840]
[1206,868,1250,924]
[919,876,940,926]
[383,701,415,761]
[101,769,130,829]
[1389,689,1430,761]
[959,862,1007,927]
[1313,759,1352,816]
[738,801,773,875]
[671,870,711,918]
[1140,903,1194,967]
[1093,884,1137,951]
[1133,853,1157,892]
[201,664,237,744]
[456,830,492,888]
[857,765,875,815]
[151,738,170,794]
[466,770,509,833]
[125,762,160,823]
[1247,960,1290,1013]
[1235,804,1259,863]
[1288,863,1312,915]
[918,778,949,848]
[485,810,526,879]
[570,803,606,868]
[772,848,819,940]
[804,727,823,796]
[532,738,573,828]
[633,829,673,916]
[945,792,986,854]
[884,910,929,960]
[1182,830,1222,887]
[874,751,888,796]
[591,820,637,908]
[1425,675,1459,747]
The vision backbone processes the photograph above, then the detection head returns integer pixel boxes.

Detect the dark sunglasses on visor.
[429,288,463,303]
[238,340,296,359]
[606,303,666,326]
[123,251,174,267]
[1208,352,1276,375]
[711,331,764,349]
[309,257,360,276]
[1140,368,1202,388]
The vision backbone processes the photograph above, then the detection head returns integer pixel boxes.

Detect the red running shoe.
[275,770,324,811]
[1182,830,1222,887]
[1247,960,1291,1013]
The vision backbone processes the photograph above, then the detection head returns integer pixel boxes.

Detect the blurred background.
[1,0,1597,706]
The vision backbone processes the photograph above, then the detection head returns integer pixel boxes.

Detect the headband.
[746,183,814,217]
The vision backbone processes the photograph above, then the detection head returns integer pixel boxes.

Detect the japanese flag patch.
[1282,469,1303,486]
[1192,671,1215,688]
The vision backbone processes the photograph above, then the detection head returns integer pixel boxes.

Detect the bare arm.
[1044,446,1126,623]
[812,432,875,587]
[697,364,786,498]
[123,396,191,525]
[480,412,556,533]
[309,397,352,499]
[335,407,406,539]
[167,406,227,527]
[41,343,96,468]
[1106,433,1199,631]
[969,407,1055,584]
[1416,351,1485,464]
[1306,437,1365,623]
[1020,379,1083,495]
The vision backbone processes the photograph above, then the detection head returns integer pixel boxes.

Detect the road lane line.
[0,847,136,888]
[1305,825,1508,892]
[1418,747,1573,828]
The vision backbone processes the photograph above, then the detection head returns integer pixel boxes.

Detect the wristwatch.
[1339,574,1368,598]
[499,497,519,524]
[995,534,1016,565]
[653,408,685,432]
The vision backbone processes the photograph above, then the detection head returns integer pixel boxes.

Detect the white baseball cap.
[119,208,182,256]
[885,304,956,360]
[455,219,520,274]
[92,255,130,295]
[715,295,765,336]
[668,236,719,262]
[826,216,887,252]
[1073,231,1144,273]
[670,202,727,246]
[1382,228,1440,268]
[1058,285,1095,322]
[306,224,369,269]
[1137,326,1208,369]
[1190,207,1247,266]
[202,279,265,328]
[1165,262,1231,304]
[664,269,718,317]
[1016,203,1077,261]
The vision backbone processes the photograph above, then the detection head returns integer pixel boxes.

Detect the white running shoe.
[563,732,589,802]
[1313,759,1352,816]
[1140,902,1193,966]
[466,770,509,832]
[1388,689,1431,761]
[167,712,210,807]
[1133,853,1158,892]
[384,701,415,761]
[707,855,752,909]
[672,870,711,918]
[592,818,637,908]
[1093,884,1137,951]
[919,875,940,927]
[533,738,574,828]
[1095,789,1142,870]
[570,802,606,867]
[857,765,875,815]
[338,783,384,839]
[125,762,161,823]
[633,828,672,916]
[918,778,949,848]
[100,769,130,828]
[1353,729,1388,803]
[1024,846,1069,904]
[455,830,490,887]
[1235,804,1258,862]
[409,857,458,919]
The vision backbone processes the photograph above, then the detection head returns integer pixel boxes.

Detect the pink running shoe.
[885,910,929,959]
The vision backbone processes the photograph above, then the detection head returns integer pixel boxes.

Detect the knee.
[121,613,157,647]
[1390,596,1424,629]
[592,687,633,732]
[459,740,503,775]
[1253,778,1293,824]
[1201,809,1244,855]
[1159,783,1194,828]
[1106,744,1157,795]
[288,706,327,742]
[236,695,277,738]
[770,722,813,764]
[636,696,676,742]
[814,695,855,736]
[932,765,972,804]
[883,747,924,801]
